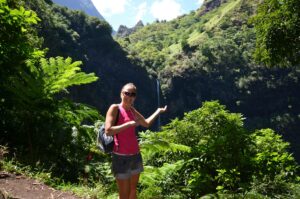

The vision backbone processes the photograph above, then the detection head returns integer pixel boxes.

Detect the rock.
[198,0,227,16]
[116,20,144,37]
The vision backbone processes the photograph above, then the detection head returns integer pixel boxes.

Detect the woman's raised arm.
[132,105,167,128]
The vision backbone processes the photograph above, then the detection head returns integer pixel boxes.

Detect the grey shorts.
[112,153,144,179]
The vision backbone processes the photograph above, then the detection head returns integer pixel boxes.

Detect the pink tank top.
[113,105,140,154]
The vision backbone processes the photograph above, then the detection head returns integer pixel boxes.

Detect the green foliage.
[139,130,191,162]
[251,129,297,178]
[137,101,299,198]
[6,56,98,107]
[249,129,299,197]
[0,0,40,81]
[0,0,102,183]
[5,54,100,180]
[139,161,185,198]
[58,181,107,199]
[138,130,191,198]
[35,57,98,97]
[166,101,253,196]
[0,145,8,170]
[116,0,248,76]
[251,0,300,66]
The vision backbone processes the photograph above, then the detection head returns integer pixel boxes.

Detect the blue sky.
[91,0,204,30]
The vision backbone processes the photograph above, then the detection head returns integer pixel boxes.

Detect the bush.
[138,101,299,198]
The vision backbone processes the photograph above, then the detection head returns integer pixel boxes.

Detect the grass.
[187,0,242,46]
[58,182,108,199]
[204,0,242,30]
[188,31,207,46]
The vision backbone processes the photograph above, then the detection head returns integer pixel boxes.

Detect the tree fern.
[139,130,190,162]
[140,160,184,187]
[139,160,185,199]
[40,57,98,97]
[7,56,98,106]
[138,130,190,198]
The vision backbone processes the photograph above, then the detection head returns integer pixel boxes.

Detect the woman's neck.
[120,102,131,110]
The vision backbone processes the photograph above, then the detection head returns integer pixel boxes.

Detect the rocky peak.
[135,20,144,29]
[116,20,144,37]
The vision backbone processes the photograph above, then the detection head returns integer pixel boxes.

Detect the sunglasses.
[123,91,136,97]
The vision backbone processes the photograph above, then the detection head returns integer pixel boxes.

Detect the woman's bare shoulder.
[110,104,119,108]
[108,104,119,111]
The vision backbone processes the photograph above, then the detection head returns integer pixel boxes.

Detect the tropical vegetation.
[116,0,300,162]
[1,0,299,198]
[251,0,300,66]
[0,0,99,182]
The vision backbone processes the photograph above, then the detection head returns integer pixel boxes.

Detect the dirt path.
[0,171,81,199]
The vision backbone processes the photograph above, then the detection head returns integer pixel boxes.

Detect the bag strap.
[114,107,120,126]
[114,105,120,151]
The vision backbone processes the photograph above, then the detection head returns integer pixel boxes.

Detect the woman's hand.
[131,105,167,128]
[128,120,138,127]
[158,105,167,114]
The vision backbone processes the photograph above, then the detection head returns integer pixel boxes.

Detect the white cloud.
[197,0,204,6]
[91,0,130,16]
[135,2,147,22]
[150,0,182,21]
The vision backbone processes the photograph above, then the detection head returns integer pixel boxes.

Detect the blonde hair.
[121,83,137,92]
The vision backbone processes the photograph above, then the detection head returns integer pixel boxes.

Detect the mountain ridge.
[52,0,105,21]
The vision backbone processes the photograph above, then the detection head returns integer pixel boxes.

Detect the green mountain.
[116,0,300,160]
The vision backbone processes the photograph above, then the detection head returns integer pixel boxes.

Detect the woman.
[105,83,167,199]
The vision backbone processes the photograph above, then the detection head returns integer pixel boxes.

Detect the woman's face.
[121,86,136,106]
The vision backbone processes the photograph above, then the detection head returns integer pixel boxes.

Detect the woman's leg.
[116,178,130,199]
[129,173,140,199]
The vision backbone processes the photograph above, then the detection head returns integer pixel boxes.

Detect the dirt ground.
[0,171,81,199]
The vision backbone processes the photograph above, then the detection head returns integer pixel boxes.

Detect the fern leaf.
[40,56,99,96]
[140,130,191,162]
[140,160,184,187]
